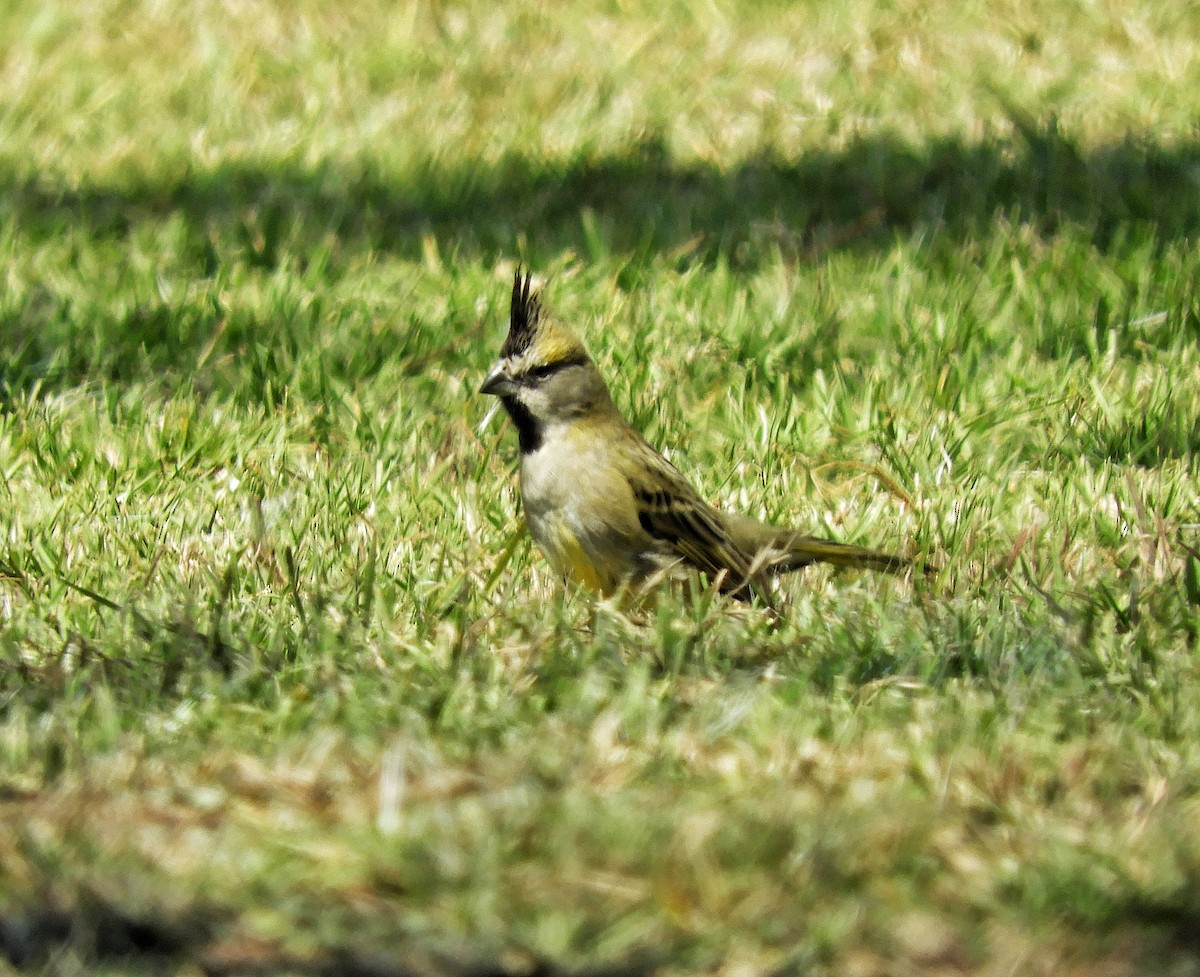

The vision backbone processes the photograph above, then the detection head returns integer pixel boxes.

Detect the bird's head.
[481,269,614,447]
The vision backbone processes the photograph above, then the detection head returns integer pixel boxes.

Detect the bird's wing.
[621,434,755,589]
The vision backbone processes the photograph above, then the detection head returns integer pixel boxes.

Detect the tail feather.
[773,535,916,574]
[722,511,928,577]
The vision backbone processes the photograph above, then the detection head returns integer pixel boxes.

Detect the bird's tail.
[774,534,916,574]
[723,511,928,576]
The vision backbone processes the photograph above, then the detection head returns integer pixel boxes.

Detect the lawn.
[3,1,1200,974]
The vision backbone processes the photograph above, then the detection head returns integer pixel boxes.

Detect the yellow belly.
[536,515,618,595]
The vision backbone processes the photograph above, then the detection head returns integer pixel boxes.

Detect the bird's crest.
[502,267,543,358]
[501,267,588,366]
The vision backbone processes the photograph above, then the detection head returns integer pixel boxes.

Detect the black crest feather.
[502,267,541,358]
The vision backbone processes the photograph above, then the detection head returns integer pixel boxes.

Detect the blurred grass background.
[2,1,1200,974]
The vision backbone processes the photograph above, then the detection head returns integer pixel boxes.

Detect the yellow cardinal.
[481,269,923,598]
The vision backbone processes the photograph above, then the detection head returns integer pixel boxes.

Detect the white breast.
[519,429,595,567]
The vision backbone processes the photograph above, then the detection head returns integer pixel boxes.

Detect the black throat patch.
[500,396,544,453]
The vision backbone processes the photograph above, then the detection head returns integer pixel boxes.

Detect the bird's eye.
[525,363,561,383]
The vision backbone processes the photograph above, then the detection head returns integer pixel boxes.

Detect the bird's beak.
[480,365,517,397]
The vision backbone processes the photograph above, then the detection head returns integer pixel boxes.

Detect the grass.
[3,0,1200,973]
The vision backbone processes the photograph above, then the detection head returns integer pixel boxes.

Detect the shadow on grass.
[5,125,1200,268]
[2,123,1199,397]
[0,896,659,976]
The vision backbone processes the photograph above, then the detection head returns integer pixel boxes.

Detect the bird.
[480,268,924,601]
